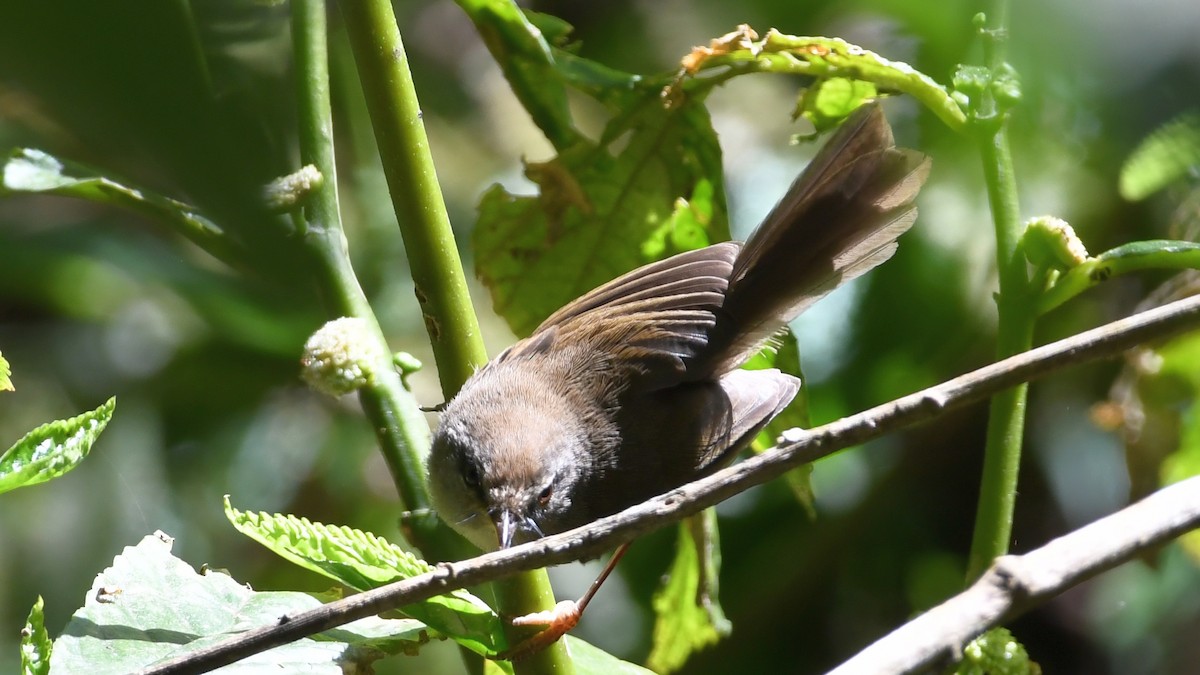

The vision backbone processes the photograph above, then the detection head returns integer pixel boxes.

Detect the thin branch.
[829,474,1200,675]
[138,294,1200,675]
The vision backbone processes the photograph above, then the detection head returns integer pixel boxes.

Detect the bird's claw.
[496,600,581,661]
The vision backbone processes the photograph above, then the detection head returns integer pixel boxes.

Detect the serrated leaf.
[0,397,115,495]
[21,596,51,675]
[475,96,727,336]
[50,532,430,674]
[224,497,506,655]
[745,331,816,514]
[1120,113,1200,201]
[647,512,732,673]
[0,148,233,262]
[0,350,12,391]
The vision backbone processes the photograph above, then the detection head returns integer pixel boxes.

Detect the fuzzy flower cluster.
[300,317,382,397]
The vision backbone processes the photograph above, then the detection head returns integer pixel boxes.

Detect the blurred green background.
[1,0,1199,673]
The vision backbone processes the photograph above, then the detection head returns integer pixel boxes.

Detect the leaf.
[745,331,816,514]
[1161,385,1200,564]
[566,635,656,675]
[21,596,51,675]
[1120,113,1200,201]
[953,627,1041,675]
[454,0,582,150]
[0,350,12,391]
[50,532,430,674]
[474,95,728,336]
[0,397,115,495]
[647,512,732,673]
[0,148,234,264]
[796,77,879,135]
[224,497,506,655]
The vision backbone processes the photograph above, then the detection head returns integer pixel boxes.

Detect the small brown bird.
[428,102,930,552]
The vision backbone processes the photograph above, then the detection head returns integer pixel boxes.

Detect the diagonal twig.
[140,294,1200,675]
[829,473,1200,675]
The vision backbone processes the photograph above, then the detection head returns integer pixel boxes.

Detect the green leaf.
[1120,113,1200,201]
[647,512,732,673]
[224,497,506,655]
[953,627,1040,675]
[454,0,582,150]
[0,148,235,264]
[0,397,115,495]
[0,350,12,391]
[474,95,728,336]
[566,635,656,674]
[1161,382,1200,564]
[745,331,815,514]
[21,596,51,675]
[50,532,430,673]
[796,77,879,135]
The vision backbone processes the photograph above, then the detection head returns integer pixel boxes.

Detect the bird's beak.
[495,509,517,549]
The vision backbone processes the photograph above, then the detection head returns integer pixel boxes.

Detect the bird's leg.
[498,543,631,661]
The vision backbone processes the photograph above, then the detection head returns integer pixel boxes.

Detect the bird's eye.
[537,485,553,507]
[459,457,483,496]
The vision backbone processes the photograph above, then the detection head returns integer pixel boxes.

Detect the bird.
[427,102,931,554]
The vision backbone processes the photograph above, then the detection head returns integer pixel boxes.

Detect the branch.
[138,294,1200,674]
[829,473,1200,675]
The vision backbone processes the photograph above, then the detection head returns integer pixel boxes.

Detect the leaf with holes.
[0,397,115,495]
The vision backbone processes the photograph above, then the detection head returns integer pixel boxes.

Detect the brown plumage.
[428,103,931,551]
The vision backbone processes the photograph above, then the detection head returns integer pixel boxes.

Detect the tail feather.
[697,104,931,374]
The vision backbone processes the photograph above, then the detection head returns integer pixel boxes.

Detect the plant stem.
[965,0,1034,582]
[337,1,574,671]
[337,0,485,394]
[291,0,459,559]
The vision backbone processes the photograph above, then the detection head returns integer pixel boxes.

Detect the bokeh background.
[2,0,1199,673]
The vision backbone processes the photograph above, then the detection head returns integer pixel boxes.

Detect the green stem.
[337,0,485,394]
[337,1,573,671]
[291,0,460,559]
[1038,241,1200,314]
[965,0,1033,582]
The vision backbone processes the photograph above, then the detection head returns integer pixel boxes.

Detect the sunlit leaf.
[1120,113,1200,201]
[567,635,656,674]
[647,512,732,673]
[0,397,115,495]
[0,148,234,263]
[796,77,879,135]
[21,596,51,675]
[0,351,12,392]
[51,532,430,673]
[224,497,506,655]
[745,331,815,514]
